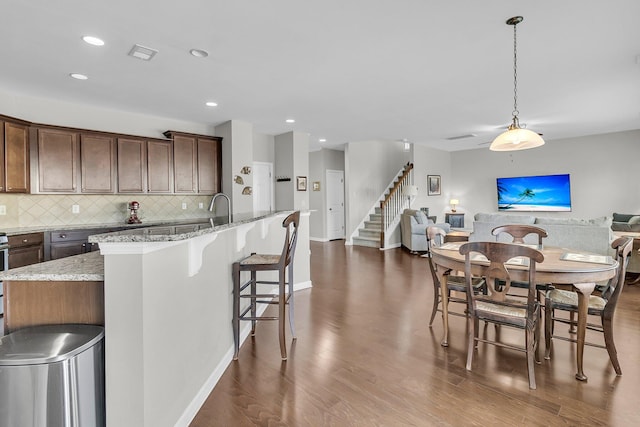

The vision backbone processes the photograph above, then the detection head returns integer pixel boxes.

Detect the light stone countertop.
[0,251,104,281]
[0,211,293,281]
[88,210,287,243]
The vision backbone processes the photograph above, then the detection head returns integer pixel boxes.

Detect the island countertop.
[88,210,288,243]
[0,251,104,281]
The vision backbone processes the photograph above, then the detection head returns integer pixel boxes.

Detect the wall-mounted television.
[497,174,571,212]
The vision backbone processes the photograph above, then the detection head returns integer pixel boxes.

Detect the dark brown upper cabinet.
[81,133,116,193]
[164,131,222,194]
[36,127,79,193]
[117,137,147,193]
[1,117,30,193]
[147,139,173,193]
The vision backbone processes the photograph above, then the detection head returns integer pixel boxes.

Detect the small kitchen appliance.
[127,201,142,224]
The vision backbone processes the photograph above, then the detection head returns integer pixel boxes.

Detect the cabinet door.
[173,135,197,193]
[4,122,30,193]
[117,138,146,193]
[0,122,4,192]
[81,133,116,193]
[147,140,173,193]
[50,242,88,260]
[38,128,78,192]
[8,233,44,268]
[197,137,221,194]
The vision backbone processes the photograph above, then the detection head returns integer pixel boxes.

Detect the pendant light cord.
[512,21,519,121]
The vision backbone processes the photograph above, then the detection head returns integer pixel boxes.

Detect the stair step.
[374,207,381,214]
[352,236,380,248]
[364,220,381,230]
[359,228,381,239]
[369,213,381,222]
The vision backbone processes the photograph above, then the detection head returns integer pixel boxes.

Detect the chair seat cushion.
[240,254,281,265]
[476,298,527,317]
[546,288,606,310]
[447,275,485,292]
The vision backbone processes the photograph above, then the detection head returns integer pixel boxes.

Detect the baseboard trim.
[310,236,330,242]
[380,242,401,251]
[176,282,310,426]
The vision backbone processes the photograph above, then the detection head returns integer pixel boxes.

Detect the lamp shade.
[449,199,459,206]
[490,127,545,151]
[403,185,418,197]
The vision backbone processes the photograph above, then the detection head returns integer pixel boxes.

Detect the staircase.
[351,163,413,249]
[352,207,383,248]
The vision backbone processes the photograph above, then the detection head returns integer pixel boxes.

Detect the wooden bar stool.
[232,211,300,360]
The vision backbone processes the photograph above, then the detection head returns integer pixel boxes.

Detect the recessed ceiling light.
[190,49,209,58]
[70,73,88,80]
[285,119,295,123]
[319,138,326,143]
[128,44,158,61]
[205,101,218,107]
[82,36,105,46]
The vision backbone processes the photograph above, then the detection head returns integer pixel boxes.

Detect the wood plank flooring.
[191,240,640,426]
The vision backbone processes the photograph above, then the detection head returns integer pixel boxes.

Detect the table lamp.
[450,199,459,212]
[403,185,418,205]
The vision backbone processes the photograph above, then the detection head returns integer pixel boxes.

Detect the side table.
[445,212,465,228]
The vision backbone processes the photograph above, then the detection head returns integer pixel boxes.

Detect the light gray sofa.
[611,213,640,232]
[400,209,451,252]
[469,212,614,256]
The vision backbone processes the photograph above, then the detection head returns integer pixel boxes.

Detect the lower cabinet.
[8,233,44,268]
[49,230,95,260]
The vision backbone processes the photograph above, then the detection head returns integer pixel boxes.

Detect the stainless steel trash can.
[0,324,105,427]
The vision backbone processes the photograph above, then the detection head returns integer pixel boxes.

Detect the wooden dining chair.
[491,224,547,244]
[232,211,300,360]
[425,226,485,329]
[544,236,633,375]
[460,241,544,390]
[491,224,551,301]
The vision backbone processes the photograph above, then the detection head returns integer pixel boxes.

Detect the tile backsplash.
[0,194,214,228]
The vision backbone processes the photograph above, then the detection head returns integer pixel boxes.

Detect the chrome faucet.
[208,192,232,223]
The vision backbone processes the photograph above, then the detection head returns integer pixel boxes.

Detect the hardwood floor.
[191,241,640,426]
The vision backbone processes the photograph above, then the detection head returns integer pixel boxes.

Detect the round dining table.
[431,243,618,381]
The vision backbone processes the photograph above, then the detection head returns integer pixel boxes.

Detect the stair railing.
[380,163,414,247]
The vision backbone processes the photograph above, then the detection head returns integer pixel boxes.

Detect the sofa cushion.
[415,210,428,224]
[474,213,536,225]
[535,216,612,227]
[629,216,640,225]
[611,222,640,232]
[613,213,636,223]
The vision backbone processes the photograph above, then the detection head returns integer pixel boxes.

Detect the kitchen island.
[0,251,104,334]
[90,210,311,427]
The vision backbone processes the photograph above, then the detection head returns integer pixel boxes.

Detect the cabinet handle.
[60,234,67,239]
[22,239,28,243]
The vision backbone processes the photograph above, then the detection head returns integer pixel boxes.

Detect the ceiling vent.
[446,133,477,141]
[128,44,158,61]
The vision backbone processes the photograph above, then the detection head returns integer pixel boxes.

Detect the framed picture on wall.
[427,175,441,196]
[297,176,307,191]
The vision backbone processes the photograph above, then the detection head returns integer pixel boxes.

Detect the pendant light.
[490,16,545,151]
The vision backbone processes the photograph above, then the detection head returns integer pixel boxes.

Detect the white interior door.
[253,161,273,213]
[326,169,345,240]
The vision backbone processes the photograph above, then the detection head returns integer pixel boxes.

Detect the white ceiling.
[2,1,639,152]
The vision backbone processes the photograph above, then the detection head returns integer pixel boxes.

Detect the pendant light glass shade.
[491,16,544,152]
[490,119,545,151]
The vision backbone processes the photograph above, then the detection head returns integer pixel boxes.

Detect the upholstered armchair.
[400,209,450,252]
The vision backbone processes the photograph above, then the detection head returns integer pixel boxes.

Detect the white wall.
[410,145,453,223]
[309,148,344,240]
[345,140,410,240]
[450,130,640,220]
[253,132,275,164]
[274,131,309,211]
